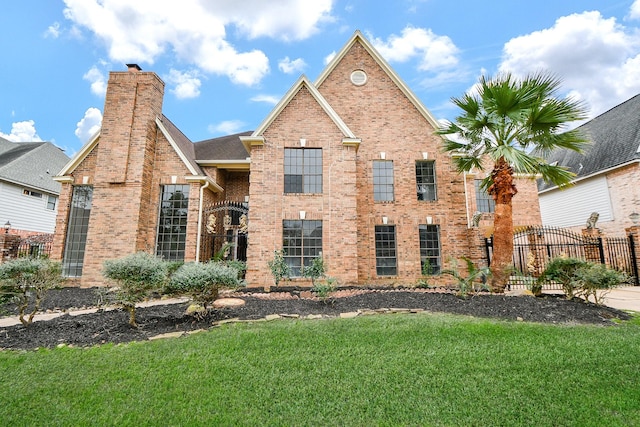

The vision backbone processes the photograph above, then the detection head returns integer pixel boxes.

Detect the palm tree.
[438,72,588,292]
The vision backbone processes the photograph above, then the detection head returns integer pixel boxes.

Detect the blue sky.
[1,0,639,157]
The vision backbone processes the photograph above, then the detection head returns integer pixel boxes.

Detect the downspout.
[195,180,210,263]
[463,171,471,228]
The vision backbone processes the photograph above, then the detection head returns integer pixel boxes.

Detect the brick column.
[582,227,604,264]
[0,233,21,263]
[625,225,640,286]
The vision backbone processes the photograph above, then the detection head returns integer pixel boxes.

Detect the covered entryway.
[199,201,248,262]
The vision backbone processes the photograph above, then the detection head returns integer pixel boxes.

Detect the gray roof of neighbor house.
[194,131,251,161]
[0,138,70,194]
[538,93,640,191]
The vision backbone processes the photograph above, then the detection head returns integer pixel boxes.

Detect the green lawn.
[1,313,639,426]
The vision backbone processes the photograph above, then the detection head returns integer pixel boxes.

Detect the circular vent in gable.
[350,70,367,86]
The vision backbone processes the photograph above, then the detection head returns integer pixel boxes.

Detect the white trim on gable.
[155,117,200,176]
[315,30,441,130]
[249,75,360,143]
[55,131,100,177]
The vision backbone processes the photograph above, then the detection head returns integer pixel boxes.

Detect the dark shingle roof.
[194,131,251,161]
[0,140,70,194]
[539,94,640,191]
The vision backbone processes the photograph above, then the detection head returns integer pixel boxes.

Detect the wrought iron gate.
[200,201,248,262]
[485,226,639,286]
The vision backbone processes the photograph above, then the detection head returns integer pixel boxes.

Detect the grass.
[1,313,640,426]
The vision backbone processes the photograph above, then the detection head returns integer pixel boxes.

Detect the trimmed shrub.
[165,262,244,309]
[539,257,589,299]
[0,258,63,326]
[102,252,168,326]
[573,263,628,305]
[301,256,326,287]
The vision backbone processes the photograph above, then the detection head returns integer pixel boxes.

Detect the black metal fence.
[485,226,639,288]
[3,234,54,261]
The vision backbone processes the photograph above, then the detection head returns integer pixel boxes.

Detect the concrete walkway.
[1,288,639,328]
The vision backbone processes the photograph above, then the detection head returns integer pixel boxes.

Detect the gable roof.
[0,140,70,194]
[315,30,441,130]
[539,93,640,192]
[156,115,203,175]
[249,75,358,140]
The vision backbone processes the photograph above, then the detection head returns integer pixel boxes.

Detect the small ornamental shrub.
[441,257,490,297]
[0,258,63,326]
[301,256,326,287]
[165,261,244,309]
[267,250,291,286]
[102,252,168,327]
[313,277,337,303]
[573,263,628,305]
[539,257,588,299]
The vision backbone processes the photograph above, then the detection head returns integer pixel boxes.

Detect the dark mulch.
[0,287,632,350]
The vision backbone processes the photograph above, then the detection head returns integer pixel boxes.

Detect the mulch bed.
[0,287,632,350]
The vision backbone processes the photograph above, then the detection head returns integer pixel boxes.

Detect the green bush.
[539,257,588,299]
[102,252,168,326]
[0,258,63,326]
[301,256,326,287]
[267,250,291,286]
[313,277,337,303]
[165,262,244,309]
[573,263,628,305]
[441,257,490,297]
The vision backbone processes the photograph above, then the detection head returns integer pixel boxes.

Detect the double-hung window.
[416,161,437,201]
[283,220,323,276]
[284,148,322,193]
[475,180,495,213]
[375,225,397,275]
[373,160,394,202]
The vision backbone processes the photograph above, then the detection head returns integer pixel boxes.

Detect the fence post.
[582,227,603,264]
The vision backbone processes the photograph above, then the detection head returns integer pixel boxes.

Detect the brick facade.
[53,32,544,288]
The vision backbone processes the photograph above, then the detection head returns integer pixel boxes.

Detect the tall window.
[475,180,495,213]
[416,161,437,201]
[62,186,93,277]
[375,225,397,275]
[156,185,190,261]
[419,225,441,275]
[284,148,322,193]
[373,160,394,202]
[283,220,322,276]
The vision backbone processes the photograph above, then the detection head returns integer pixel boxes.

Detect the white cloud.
[250,94,280,105]
[324,51,337,65]
[83,66,107,96]
[630,0,640,20]
[208,120,246,135]
[370,26,460,71]
[62,0,334,86]
[0,120,43,142]
[498,11,640,118]
[278,57,307,74]
[75,107,102,143]
[166,69,201,99]
[45,22,61,38]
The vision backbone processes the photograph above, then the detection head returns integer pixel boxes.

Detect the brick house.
[52,31,540,287]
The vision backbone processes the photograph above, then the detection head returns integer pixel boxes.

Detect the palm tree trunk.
[489,157,517,292]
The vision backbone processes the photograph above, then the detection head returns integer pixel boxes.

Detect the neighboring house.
[51,31,541,287]
[0,137,70,236]
[538,94,640,236]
